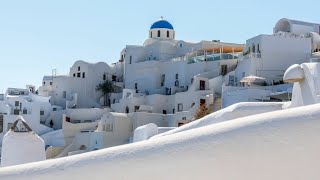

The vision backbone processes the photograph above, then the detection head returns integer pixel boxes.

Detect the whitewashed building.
[38,60,124,109]
[222,18,320,108]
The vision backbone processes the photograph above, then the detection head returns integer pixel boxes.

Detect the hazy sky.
[0,0,319,92]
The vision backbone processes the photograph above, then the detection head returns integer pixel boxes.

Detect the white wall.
[1,103,320,179]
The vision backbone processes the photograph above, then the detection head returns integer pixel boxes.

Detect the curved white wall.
[0,103,320,179]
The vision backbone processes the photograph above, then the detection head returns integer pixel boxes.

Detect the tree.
[193,105,213,120]
[96,80,115,106]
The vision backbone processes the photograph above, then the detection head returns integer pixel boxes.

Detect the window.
[134,106,140,112]
[200,99,206,106]
[125,106,129,114]
[78,66,80,71]
[178,103,183,112]
[180,43,183,47]
[163,110,167,114]
[221,65,227,76]
[50,82,53,86]
[53,108,57,111]
[77,73,81,77]
[173,109,175,114]
[0,115,3,133]
[73,73,76,77]
[103,74,106,80]
[82,72,85,78]
[200,80,205,90]
[157,30,160,37]
[113,99,116,104]
[176,73,179,80]
[135,83,138,90]
[23,109,27,114]
[229,75,234,82]
[129,56,132,64]
[257,44,260,53]
[150,32,152,38]
[40,110,44,116]
[161,74,165,86]
[15,101,19,106]
[112,75,116,81]
[105,123,113,132]
[63,91,67,98]
[175,80,179,87]
[14,109,19,115]
[182,117,186,120]
[43,81,45,85]
[252,43,255,53]
[167,31,169,38]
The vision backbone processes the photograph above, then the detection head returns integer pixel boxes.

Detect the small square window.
[23,109,27,114]
[77,73,81,77]
[15,101,19,106]
[40,110,44,116]
[50,82,53,85]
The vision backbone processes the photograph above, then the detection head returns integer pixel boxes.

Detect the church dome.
[150,19,174,30]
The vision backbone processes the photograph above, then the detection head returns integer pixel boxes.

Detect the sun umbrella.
[240,75,266,83]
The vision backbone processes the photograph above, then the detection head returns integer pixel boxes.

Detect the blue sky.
[0,0,319,92]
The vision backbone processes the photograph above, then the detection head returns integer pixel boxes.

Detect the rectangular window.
[112,75,116,81]
[161,74,165,86]
[200,99,206,106]
[163,110,167,114]
[23,109,27,114]
[176,73,179,80]
[77,73,81,77]
[221,65,228,76]
[178,103,183,112]
[200,80,205,90]
[106,124,113,132]
[173,109,175,114]
[14,109,19,115]
[15,101,19,106]
[0,115,3,133]
[129,56,132,64]
[182,117,186,120]
[53,108,57,111]
[103,74,106,80]
[40,110,44,116]
[229,75,234,82]
[50,82,53,85]
[82,72,85,78]
[78,66,80,71]
[63,91,67,98]
[135,83,138,90]
[134,106,140,112]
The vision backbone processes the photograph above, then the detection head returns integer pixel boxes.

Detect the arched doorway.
[125,106,129,114]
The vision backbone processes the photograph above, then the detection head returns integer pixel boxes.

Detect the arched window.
[125,106,129,114]
[157,30,161,37]
[167,31,169,38]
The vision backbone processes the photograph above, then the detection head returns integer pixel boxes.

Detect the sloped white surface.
[0,103,319,179]
[1,131,46,167]
[133,123,158,142]
[40,129,65,147]
[153,102,285,138]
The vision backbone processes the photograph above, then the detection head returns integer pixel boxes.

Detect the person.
[49,120,54,128]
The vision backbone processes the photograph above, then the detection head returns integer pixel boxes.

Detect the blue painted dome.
[150,19,174,30]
